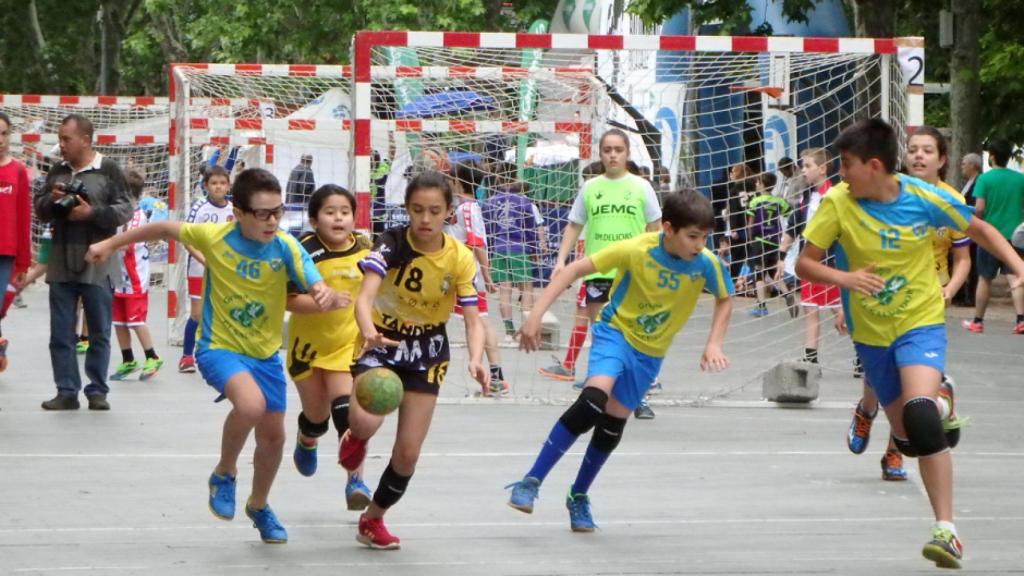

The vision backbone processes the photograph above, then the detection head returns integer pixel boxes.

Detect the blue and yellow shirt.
[803,174,973,347]
[589,232,733,358]
[179,222,322,359]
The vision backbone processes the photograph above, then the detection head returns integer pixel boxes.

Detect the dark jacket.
[34,153,133,285]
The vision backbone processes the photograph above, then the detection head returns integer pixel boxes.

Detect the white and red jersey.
[115,208,150,296]
[445,197,487,291]
[185,198,234,278]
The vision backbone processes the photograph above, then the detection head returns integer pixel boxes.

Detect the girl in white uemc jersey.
[178,165,233,373]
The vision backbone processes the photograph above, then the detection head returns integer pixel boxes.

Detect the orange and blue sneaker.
[357,514,400,550]
[345,473,372,511]
[566,490,596,532]
[245,501,288,543]
[881,449,907,481]
[293,435,318,477]
[847,402,876,455]
[922,525,963,569]
[208,472,237,520]
[506,476,541,514]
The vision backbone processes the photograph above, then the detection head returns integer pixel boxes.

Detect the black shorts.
[351,325,451,396]
[976,245,1024,280]
[584,278,613,304]
[747,241,780,277]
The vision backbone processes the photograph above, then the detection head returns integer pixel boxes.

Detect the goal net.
[0,94,172,286]
[168,64,355,344]
[352,32,920,405]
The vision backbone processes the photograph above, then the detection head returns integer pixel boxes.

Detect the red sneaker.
[178,355,197,373]
[961,320,983,333]
[357,514,400,550]
[339,431,368,471]
[1013,321,1024,335]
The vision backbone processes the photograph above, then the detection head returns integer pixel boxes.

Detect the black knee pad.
[297,412,330,439]
[372,461,413,510]
[558,387,608,436]
[892,435,917,457]
[591,414,627,453]
[331,395,351,438]
[903,396,948,457]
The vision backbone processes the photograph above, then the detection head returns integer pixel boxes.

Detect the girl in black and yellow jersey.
[342,171,490,550]
[285,185,374,510]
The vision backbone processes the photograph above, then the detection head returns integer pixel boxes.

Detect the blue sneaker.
[505,476,541,514]
[346,473,372,511]
[293,436,318,477]
[245,502,288,543]
[566,491,596,532]
[571,381,585,391]
[846,402,876,455]
[748,305,769,317]
[208,472,236,520]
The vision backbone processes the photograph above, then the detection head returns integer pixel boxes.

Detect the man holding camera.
[33,114,133,411]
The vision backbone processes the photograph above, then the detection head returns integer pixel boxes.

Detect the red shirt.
[0,159,31,274]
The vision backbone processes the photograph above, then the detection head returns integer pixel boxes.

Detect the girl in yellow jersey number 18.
[341,171,490,550]
[286,185,374,510]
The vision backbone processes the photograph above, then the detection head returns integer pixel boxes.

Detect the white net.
[358,37,911,405]
[168,65,354,344]
[0,95,172,287]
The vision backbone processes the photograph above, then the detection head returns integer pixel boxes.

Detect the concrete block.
[540,311,560,351]
[763,361,821,403]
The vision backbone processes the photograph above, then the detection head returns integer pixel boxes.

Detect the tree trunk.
[27,0,56,91]
[948,0,981,189]
[849,0,896,37]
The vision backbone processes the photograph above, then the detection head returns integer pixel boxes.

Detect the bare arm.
[85,221,183,263]
[552,221,584,280]
[519,256,597,351]
[967,215,1024,281]
[461,305,490,388]
[472,244,494,288]
[354,272,400,350]
[700,296,732,372]
[795,243,886,296]
[974,198,986,219]
[185,245,206,266]
[943,245,971,302]
[645,219,662,232]
[287,290,351,314]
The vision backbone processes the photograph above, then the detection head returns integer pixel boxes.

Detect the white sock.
[937,396,951,420]
[935,520,957,537]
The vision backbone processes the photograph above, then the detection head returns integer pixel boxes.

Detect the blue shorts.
[196,348,288,413]
[586,323,663,411]
[853,324,946,408]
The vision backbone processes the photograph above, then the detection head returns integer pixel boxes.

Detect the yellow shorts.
[285,333,357,382]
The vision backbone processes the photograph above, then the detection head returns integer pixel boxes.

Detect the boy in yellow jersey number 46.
[507,189,733,532]
[796,119,1024,569]
[87,169,340,544]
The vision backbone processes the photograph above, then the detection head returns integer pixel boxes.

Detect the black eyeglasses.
[242,205,285,221]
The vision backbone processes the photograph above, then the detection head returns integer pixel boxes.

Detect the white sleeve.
[531,203,544,225]
[641,178,662,222]
[568,191,586,225]
[470,203,487,248]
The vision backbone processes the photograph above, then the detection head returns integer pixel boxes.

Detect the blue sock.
[525,422,578,483]
[183,318,197,357]
[571,443,611,495]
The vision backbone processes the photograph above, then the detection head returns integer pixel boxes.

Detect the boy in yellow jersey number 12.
[796,119,1024,569]
[87,169,341,544]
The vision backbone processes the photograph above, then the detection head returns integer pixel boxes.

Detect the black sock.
[490,365,504,381]
[144,348,159,360]
[78,334,88,342]
[121,348,135,363]
[804,347,818,363]
[1017,315,1024,324]
[503,319,515,335]
[974,317,984,324]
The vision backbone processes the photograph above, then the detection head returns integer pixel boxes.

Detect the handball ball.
[355,367,404,415]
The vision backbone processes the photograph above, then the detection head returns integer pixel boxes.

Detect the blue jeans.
[49,281,113,397]
[0,255,12,337]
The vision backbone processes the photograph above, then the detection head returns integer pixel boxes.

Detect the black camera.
[53,179,88,218]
